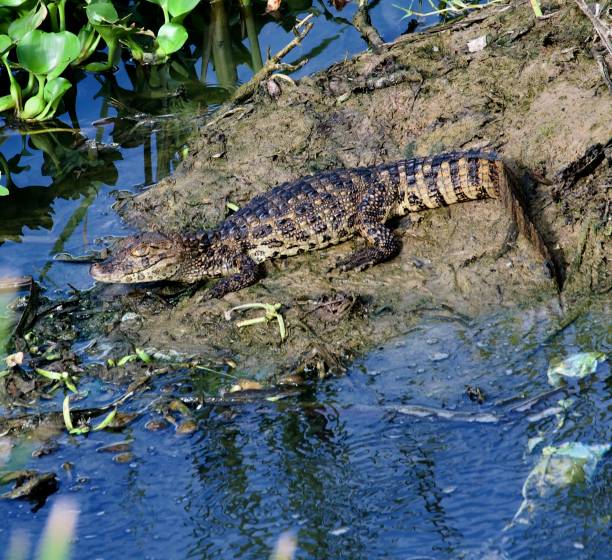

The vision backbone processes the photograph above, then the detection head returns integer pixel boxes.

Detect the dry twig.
[230,16,314,104]
[353,0,384,49]
[575,0,612,55]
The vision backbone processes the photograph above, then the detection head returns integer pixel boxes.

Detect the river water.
[1,2,610,559]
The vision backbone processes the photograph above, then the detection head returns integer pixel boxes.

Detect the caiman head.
[90,231,221,284]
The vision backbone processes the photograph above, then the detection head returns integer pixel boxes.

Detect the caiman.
[90,151,556,299]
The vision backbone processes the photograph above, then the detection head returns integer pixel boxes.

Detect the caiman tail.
[380,151,559,287]
[493,159,561,288]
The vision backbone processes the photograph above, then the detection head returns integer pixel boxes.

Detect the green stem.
[22,72,35,97]
[48,2,59,31]
[529,0,542,17]
[1,55,22,111]
[210,0,237,89]
[242,2,263,72]
[58,0,67,31]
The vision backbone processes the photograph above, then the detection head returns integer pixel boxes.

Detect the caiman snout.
[90,232,185,284]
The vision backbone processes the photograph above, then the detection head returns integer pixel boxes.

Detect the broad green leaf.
[20,93,45,119]
[168,0,200,18]
[157,22,187,55]
[0,33,12,54]
[547,351,606,386]
[85,2,119,25]
[0,185,9,196]
[16,30,80,78]
[43,76,71,103]
[513,442,611,524]
[8,4,47,42]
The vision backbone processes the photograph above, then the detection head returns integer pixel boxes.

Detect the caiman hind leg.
[336,180,401,272]
[205,253,261,299]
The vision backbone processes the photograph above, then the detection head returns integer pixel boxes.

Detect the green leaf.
[62,394,74,431]
[117,353,137,366]
[16,29,80,78]
[85,2,119,25]
[43,76,71,103]
[135,347,152,363]
[168,0,200,18]
[35,367,65,381]
[0,33,12,54]
[0,0,30,7]
[8,4,48,42]
[0,185,9,196]
[92,408,117,431]
[513,441,611,524]
[156,22,187,55]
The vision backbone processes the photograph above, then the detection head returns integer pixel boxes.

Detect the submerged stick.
[353,0,384,49]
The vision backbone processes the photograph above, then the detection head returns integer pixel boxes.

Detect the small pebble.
[112,452,134,464]
[230,379,263,392]
[145,419,168,432]
[276,373,305,386]
[430,352,449,362]
[120,312,140,323]
[97,440,133,454]
[176,420,198,435]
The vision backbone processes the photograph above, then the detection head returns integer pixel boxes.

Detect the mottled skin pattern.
[91,151,552,298]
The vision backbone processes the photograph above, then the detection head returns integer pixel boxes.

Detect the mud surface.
[89,2,610,377]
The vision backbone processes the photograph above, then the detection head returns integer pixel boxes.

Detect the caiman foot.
[335,221,401,272]
[202,256,260,299]
[334,247,392,272]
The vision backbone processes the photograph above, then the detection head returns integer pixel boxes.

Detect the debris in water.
[547,351,606,386]
[512,442,611,525]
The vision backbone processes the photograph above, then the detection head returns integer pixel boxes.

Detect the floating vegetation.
[512,442,611,525]
[547,351,606,387]
[62,394,118,436]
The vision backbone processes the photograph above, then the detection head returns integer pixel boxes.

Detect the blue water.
[1,303,610,558]
[0,0,432,292]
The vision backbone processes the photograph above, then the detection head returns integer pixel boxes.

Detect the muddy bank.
[87,2,610,377]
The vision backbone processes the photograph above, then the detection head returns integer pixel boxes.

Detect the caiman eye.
[130,246,149,257]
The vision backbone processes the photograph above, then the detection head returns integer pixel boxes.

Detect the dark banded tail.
[381,151,559,286]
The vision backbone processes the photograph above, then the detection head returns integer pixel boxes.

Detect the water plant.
[0,0,206,120]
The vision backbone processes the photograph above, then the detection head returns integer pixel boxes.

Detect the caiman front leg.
[206,253,261,299]
[336,181,401,272]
